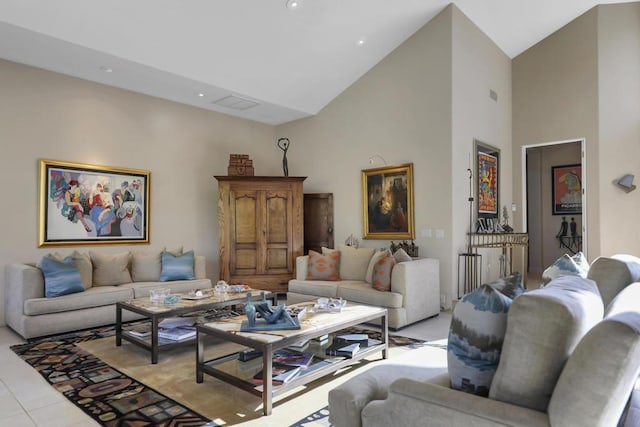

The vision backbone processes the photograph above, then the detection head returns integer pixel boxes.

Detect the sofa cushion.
[542,252,589,285]
[448,284,512,397]
[372,252,396,292]
[288,279,339,298]
[393,248,412,263]
[548,312,640,427]
[40,256,85,298]
[160,250,195,281]
[486,272,525,299]
[588,254,640,307]
[326,245,375,281]
[307,250,340,281]
[132,250,162,282]
[366,250,390,284]
[488,276,603,411]
[124,278,212,298]
[90,251,132,286]
[606,282,640,318]
[24,286,134,316]
[337,282,403,308]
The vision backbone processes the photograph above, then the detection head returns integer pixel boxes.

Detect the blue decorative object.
[41,256,85,298]
[160,250,195,281]
[163,294,180,305]
[245,292,257,327]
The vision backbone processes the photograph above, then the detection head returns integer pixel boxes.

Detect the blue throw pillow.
[41,255,85,298]
[447,284,513,396]
[487,272,525,299]
[160,250,195,282]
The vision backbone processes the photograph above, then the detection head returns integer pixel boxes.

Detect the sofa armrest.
[361,379,550,427]
[391,258,440,324]
[296,255,309,280]
[194,255,206,280]
[5,264,44,328]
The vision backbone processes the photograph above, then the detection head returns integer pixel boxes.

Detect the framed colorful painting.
[38,159,151,246]
[362,163,415,240]
[552,164,582,215]
[475,140,500,219]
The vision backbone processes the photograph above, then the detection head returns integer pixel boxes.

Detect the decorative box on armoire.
[214,176,306,294]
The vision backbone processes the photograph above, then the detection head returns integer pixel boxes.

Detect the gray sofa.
[329,254,640,427]
[287,251,440,330]
[5,250,212,339]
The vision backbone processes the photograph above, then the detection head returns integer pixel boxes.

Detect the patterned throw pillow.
[365,250,390,284]
[41,255,85,298]
[90,251,132,286]
[542,252,589,284]
[306,250,340,281]
[487,272,525,299]
[372,252,396,292]
[447,284,513,396]
[160,250,195,282]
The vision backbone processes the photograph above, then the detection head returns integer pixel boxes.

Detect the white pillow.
[90,251,132,286]
[393,248,413,263]
[323,245,375,281]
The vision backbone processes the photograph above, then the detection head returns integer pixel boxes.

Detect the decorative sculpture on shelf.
[277,137,290,177]
[556,216,568,237]
[502,205,513,232]
[245,292,257,327]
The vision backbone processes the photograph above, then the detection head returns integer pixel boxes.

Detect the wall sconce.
[368,154,388,165]
[615,174,636,193]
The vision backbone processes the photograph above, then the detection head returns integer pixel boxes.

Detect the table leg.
[262,345,273,415]
[196,330,204,383]
[381,312,389,359]
[151,317,159,364]
[115,305,122,346]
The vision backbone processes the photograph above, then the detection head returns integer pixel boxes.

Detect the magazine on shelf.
[157,325,196,341]
[273,348,314,368]
[325,338,361,358]
[287,338,310,350]
[128,324,151,338]
[252,363,301,385]
[158,316,195,329]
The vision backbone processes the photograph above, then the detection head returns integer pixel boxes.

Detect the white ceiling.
[0,0,633,125]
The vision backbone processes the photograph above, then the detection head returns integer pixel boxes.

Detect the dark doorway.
[304,193,334,254]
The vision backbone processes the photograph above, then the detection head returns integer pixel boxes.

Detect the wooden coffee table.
[115,289,275,364]
[195,302,388,415]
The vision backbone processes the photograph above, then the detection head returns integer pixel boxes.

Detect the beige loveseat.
[5,249,212,339]
[286,246,440,329]
[329,254,640,427]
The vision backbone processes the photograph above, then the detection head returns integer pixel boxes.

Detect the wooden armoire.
[214,176,305,294]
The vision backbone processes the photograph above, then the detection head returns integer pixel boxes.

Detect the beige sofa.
[5,250,212,339]
[329,254,640,427]
[287,249,440,329]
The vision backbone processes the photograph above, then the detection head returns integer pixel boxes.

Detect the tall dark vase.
[245,292,256,327]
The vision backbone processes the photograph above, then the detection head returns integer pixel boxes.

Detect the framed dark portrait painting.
[38,159,151,246]
[362,163,414,240]
[552,164,582,215]
[475,140,500,219]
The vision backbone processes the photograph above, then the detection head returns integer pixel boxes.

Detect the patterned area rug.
[11,323,220,427]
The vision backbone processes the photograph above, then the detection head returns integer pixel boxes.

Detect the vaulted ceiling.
[0,1,633,124]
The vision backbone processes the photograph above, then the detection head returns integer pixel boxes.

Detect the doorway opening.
[521,138,586,287]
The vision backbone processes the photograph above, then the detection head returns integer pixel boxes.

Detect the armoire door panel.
[266,248,288,270]
[265,193,289,243]
[232,192,258,244]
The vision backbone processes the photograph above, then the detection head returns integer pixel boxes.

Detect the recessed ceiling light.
[99,66,113,73]
[356,38,366,47]
[286,0,302,10]
[197,93,205,98]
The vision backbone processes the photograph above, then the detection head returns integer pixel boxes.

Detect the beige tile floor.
[0,312,452,427]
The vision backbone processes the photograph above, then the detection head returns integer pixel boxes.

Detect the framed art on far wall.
[552,164,582,215]
[475,140,500,219]
[38,159,150,246]
[362,163,414,240]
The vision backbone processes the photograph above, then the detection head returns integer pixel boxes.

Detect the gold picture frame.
[38,159,150,246]
[362,163,415,240]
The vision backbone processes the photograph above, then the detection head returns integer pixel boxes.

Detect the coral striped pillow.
[372,252,396,291]
[306,250,340,281]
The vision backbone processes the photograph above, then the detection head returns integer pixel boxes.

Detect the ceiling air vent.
[212,95,259,110]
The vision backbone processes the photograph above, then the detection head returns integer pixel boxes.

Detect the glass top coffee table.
[195,302,388,415]
[115,289,275,364]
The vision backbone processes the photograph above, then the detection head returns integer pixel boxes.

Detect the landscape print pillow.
[447,284,512,396]
[542,252,589,284]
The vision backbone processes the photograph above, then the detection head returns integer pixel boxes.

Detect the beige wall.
[451,7,512,291]
[512,7,600,260]
[514,2,640,262]
[597,3,640,255]
[0,59,279,325]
